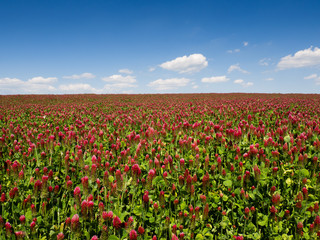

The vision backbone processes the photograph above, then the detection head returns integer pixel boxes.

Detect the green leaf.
[247,222,257,232]
[133,206,142,216]
[202,228,210,234]
[181,201,187,210]
[108,235,119,240]
[109,176,114,182]
[214,195,220,203]
[205,233,213,238]
[281,234,293,240]
[278,211,285,218]
[251,232,261,239]
[84,230,90,239]
[71,204,77,215]
[146,212,153,217]
[300,169,309,177]
[119,211,129,222]
[284,135,290,143]
[127,177,132,186]
[152,176,164,186]
[218,148,225,155]
[54,145,60,152]
[195,234,204,240]
[259,179,267,187]
[234,188,240,195]
[49,230,55,237]
[286,178,292,186]
[223,180,232,187]
[279,221,283,232]
[25,209,32,220]
[37,216,43,225]
[258,214,268,226]
[248,192,255,200]
[220,221,228,228]
[255,190,263,200]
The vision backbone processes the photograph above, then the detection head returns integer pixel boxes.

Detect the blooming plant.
[0,93,320,239]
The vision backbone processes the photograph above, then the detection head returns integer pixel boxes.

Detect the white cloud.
[244,82,254,86]
[63,72,96,79]
[259,58,271,66]
[101,74,137,91]
[149,67,156,72]
[228,63,249,74]
[119,69,133,74]
[102,74,136,84]
[59,83,97,92]
[277,46,320,70]
[201,76,229,83]
[103,83,137,90]
[26,84,56,92]
[243,42,248,47]
[121,90,135,94]
[191,82,199,89]
[148,78,190,90]
[0,77,56,94]
[233,79,253,87]
[303,73,320,85]
[227,49,240,54]
[0,77,22,87]
[28,76,57,84]
[159,54,208,73]
[304,74,317,80]
[265,77,274,81]
[234,79,244,84]
[59,81,137,93]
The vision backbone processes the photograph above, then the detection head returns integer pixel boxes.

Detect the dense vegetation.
[1,94,320,239]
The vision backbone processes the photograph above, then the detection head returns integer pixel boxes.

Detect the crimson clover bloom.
[129,229,138,240]
[57,232,64,240]
[113,216,122,230]
[172,234,179,240]
[71,214,80,232]
[15,231,26,239]
[20,215,26,224]
[138,226,145,235]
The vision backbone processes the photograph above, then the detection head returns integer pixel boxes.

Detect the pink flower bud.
[129,229,138,240]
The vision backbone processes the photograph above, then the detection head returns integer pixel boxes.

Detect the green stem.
[131,186,135,211]
[104,186,108,210]
[142,205,145,229]
[58,197,60,228]
[298,166,301,192]
[221,200,224,236]
[244,218,247,237]
[159,225,162,239]
[35,146,40,168]
[120,175,127,211]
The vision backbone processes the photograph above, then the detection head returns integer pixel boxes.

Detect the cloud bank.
[277,47,320,70]
[160,54,208,74]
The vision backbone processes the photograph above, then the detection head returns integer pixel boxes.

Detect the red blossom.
[129,229,138,240]
[113,216,122,230]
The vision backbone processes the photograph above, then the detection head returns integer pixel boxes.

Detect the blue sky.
[1,0,320,94]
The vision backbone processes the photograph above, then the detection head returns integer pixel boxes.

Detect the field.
[1,93,320,239]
